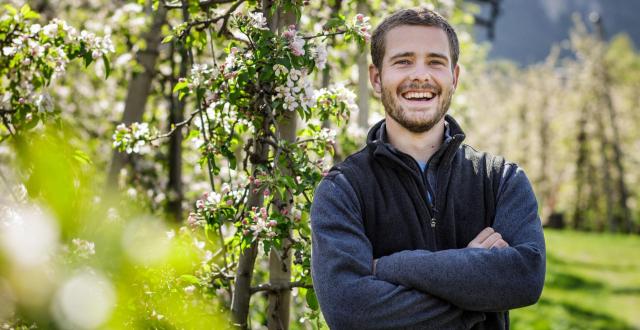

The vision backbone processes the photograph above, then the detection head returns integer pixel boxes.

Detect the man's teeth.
[404,92,435,100]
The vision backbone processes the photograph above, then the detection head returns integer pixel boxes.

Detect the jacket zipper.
[413,160,437,223]
[412,160,439,249]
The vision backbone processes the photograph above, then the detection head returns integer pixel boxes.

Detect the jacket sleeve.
[374,164,546,312]
[311,172,486,330]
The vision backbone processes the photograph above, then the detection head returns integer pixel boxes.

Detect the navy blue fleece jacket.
[310,143,545,329]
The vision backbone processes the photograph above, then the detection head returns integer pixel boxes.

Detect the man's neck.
[385,115,445,163]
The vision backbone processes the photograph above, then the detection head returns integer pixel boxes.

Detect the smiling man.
[311,7,546,330]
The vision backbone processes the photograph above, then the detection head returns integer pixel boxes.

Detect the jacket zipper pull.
[430,218,437,228]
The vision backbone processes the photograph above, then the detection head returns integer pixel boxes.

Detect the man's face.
[370,25,459,133]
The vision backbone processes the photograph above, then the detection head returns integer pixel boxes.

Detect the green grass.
[510,229,640,330]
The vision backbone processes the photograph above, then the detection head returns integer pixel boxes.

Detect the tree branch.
[250,281,312,294]
[302,30,348,41]
[163,0,237,9]
[175,0,247,40]
[149,109,202,141]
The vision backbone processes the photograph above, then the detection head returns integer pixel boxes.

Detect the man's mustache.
[399,82,441,94]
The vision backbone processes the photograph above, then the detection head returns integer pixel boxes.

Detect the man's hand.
[467,227,509,249]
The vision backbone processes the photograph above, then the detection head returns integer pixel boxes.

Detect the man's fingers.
[468,227,510,249]
[490,239,509,249]
[468,227,495,247]
[480,232,503,248]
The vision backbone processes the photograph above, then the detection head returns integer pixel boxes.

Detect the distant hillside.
[474,0,640,66]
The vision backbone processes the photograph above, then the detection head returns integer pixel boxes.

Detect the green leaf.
[20,5,38,19]
[263,240,272,254]
[72,149,93,165]
[306,289,319,310]
[83,52,93,67]
[3,5,18,15]
[173,81,189,93]
[102,55,111,78]
[323,17,344,31]
[186,129,200,140]
[178,274,200,285]
[162,34,174,44]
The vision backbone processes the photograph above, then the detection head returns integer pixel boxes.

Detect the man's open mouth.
[401,91,436,101]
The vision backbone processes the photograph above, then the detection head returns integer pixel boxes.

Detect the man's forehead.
[384,25,450,58]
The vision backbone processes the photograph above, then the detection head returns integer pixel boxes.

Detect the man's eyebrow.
[387,52,450,62]
[428,52,450,62]
[388,52,414,61]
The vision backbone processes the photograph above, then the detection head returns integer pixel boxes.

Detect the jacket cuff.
[373,252,405,283]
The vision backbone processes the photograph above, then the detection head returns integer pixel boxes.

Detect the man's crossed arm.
[373,227,510,273]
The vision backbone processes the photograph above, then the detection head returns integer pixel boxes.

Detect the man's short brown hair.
[370,8,460,71]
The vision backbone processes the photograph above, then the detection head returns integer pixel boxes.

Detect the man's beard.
[381,82,453,133]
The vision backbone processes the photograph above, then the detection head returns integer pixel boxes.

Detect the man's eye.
[430,61,445,66]
[395,60,410,65]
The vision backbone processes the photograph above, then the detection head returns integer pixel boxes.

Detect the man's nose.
[408,64,432,82]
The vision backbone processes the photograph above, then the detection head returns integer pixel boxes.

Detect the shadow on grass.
[545,270,605,290]
[612,286,640,295]
[545,253,606,291]
[546,251,640,272]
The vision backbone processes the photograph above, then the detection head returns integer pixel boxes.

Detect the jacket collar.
[366,115,466,171]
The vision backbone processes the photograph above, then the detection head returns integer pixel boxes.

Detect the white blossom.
[248,12,268,30]
[313,44,328,70]
[29,24,41,35]
[290,35,305,56]
[283,26,305,56]
[352,13,372,42]
[273,64,288,76]
[34,92,53,113]
[2,46,16,56]
[71,238,96,258]
[42,22,58,38]
[184,285,196,295]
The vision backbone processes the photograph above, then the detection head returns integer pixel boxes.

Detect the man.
[310,7,545,330]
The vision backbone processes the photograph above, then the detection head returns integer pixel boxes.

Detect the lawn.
[510,229,640,330]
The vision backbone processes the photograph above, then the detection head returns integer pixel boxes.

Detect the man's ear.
[369,64,382,95]
[452,64,460,91]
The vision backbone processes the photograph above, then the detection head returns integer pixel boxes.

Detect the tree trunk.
[321,0,344,162]
[231,123,268,327]
[267,111,296,330]
[166,4,190,221]
[106,4,168,188]
[266,7,297,330]
[356,0,369,129]
[591,15,631,232]
[573,105,589,230]
[231,3,298,328]
[600,70,631,233]
[537,98,550,222]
